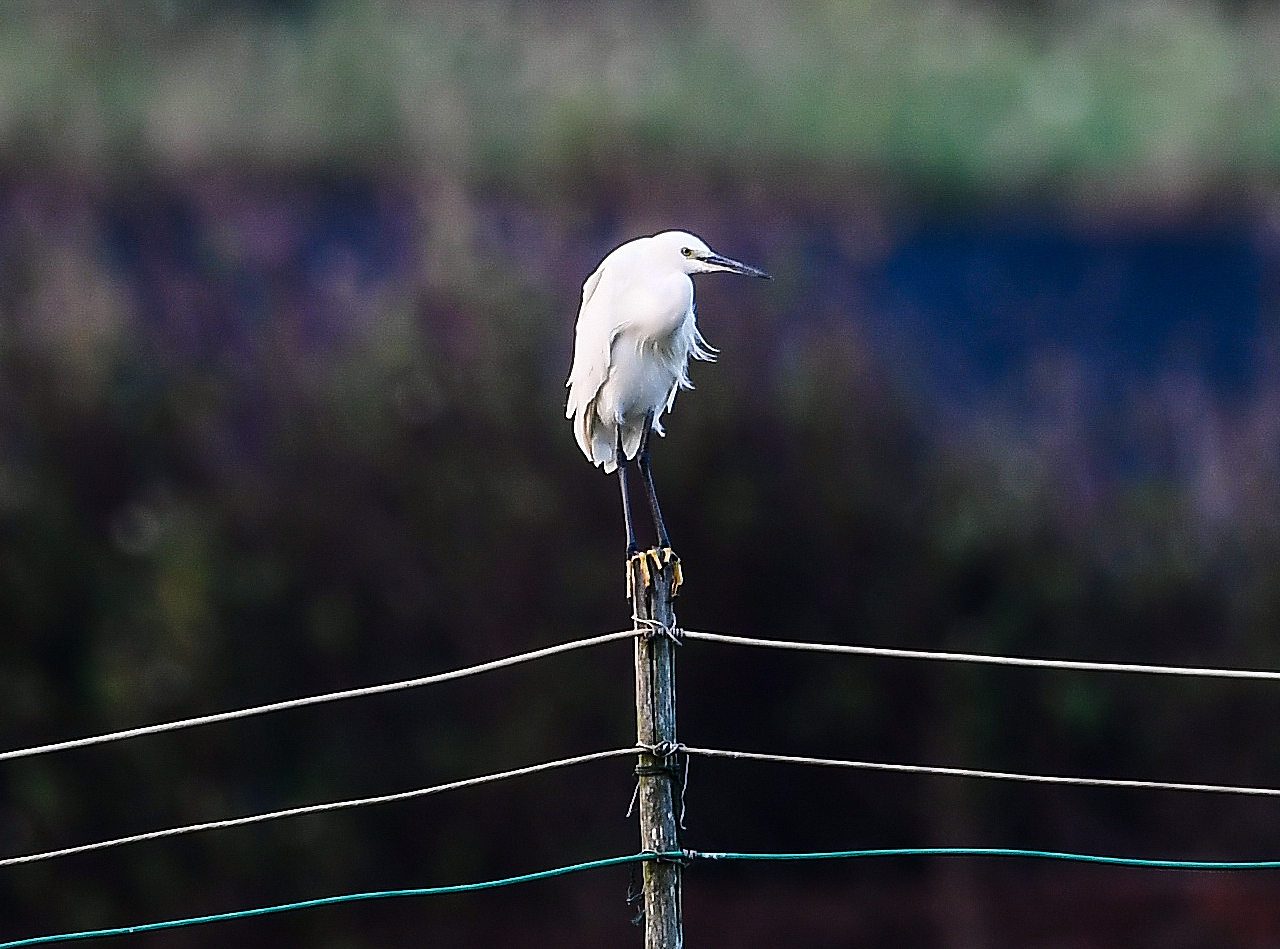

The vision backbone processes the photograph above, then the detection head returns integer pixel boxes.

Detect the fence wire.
[0,630,637,764]
[682,630,1280,681]
[9,626,1280,767]
[0,748,641,869]
[683,746,1280,797]
[7,848,1280,949]
[8,622,1280,946]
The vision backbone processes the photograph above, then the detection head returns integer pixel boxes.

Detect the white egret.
[566,230,770,571]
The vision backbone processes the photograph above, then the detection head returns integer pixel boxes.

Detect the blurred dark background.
[4,0,1280,946]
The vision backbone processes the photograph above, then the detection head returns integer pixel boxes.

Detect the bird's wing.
[580,262,604,312]
[566,262,612,406]
[565,262,626,465]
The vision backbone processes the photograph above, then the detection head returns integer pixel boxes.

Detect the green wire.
[689,848,1280,870]
[7,848,1280,948]
[0,853,679,949]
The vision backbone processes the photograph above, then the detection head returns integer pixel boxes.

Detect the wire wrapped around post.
[629,549,683,949]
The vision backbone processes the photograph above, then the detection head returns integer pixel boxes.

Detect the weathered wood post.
[629,550,682,949]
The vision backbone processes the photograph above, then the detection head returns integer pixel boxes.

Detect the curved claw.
[626,547,682,600]
[626,549,652,599]
[668,551,683,597]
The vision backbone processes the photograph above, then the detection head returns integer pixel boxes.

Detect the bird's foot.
[626,547,682,601]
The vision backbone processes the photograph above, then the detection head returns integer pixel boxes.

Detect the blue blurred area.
[97,186,1272,420]
[870,214,1265,406]
[103,179,412,357]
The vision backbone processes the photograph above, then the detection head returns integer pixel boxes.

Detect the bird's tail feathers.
[619,422,644,463]
[573,402,601,462]
[593,422,618,473]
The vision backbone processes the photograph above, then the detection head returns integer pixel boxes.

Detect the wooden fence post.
[630,552,682,949]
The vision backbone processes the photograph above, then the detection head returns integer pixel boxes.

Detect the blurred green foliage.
[0,0,1277,191]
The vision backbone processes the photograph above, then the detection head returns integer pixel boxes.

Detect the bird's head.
[651,230,771,279]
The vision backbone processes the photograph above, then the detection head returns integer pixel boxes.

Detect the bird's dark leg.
[616,431,638,557]
[621,416,682,600]
[635,418,682,598]
[636,420,670,549]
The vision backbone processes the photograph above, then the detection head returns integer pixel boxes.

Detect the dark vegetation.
[1,169,1279,947]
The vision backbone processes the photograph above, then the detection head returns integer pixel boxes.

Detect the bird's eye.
[681,247,693,258]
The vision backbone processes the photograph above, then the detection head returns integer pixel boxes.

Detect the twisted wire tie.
[633,740,683,778]
[639,849,693,866]
[631,614,683,642]
[627,742,689,820]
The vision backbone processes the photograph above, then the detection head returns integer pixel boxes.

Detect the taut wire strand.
[687,849,1280,870]
[0,631,637,764]
[682,630,1280,681]
[0,748,642,869]
[9,848,1280,948]
[684,747,1280,797]
[0,852,685,949]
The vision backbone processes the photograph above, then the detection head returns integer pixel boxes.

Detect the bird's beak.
[700,252,772,279]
